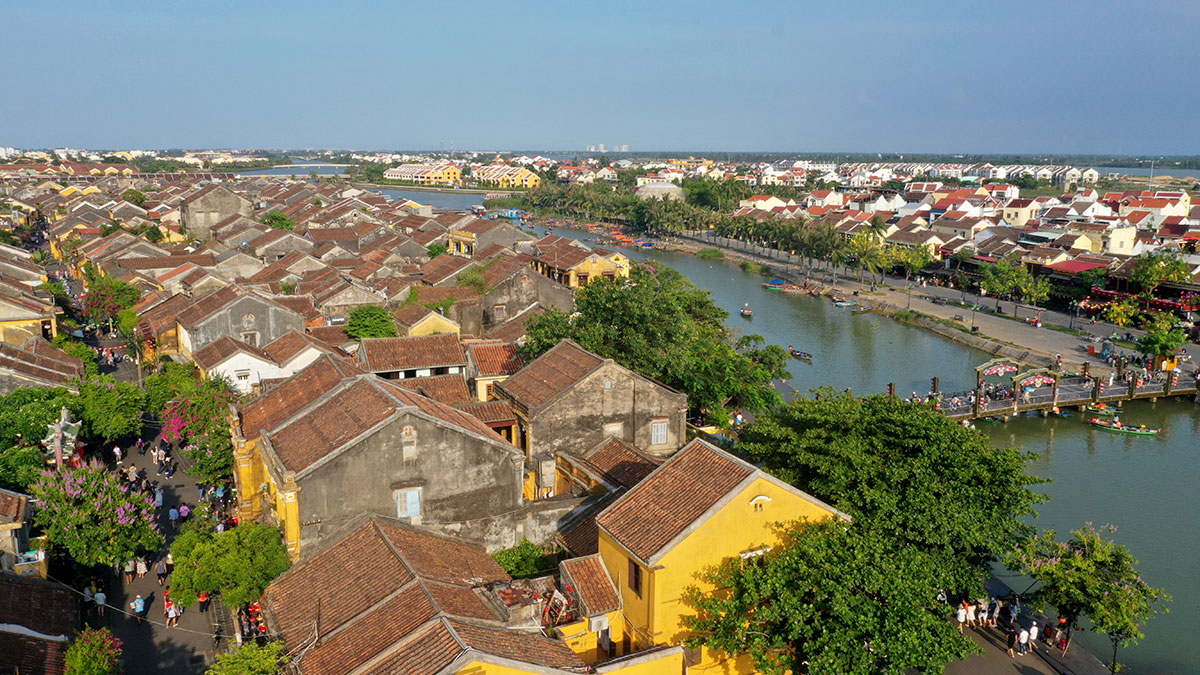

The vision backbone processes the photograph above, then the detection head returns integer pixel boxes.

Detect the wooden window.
[650,420,668,446]
[394,487,421,519]
[627,558,642,598]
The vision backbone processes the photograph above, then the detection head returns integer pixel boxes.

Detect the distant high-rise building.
[586,145,596,152]
[598,144,606,153]
[620,144,629,153]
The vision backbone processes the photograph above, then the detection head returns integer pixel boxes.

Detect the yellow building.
[531,236,630,288]
[0,288,57,345]
[472,164,542,189]
[394,304,460,336]
[667,157,714,170]
[571,439,847,672]
[383,162,462,186]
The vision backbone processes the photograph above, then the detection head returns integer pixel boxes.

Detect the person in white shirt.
[1019,627,1030,655]
[1028,621,1039,651]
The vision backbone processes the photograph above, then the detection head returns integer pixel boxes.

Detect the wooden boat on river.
[1085,403,1122,416]
[788,346,812,360]
[1089,418,1161,435]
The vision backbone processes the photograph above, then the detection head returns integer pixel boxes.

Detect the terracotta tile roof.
[0,633,68,675]
[455,400,517,425]
[265,521,417,646]
[115,254,215,270]
[583,438,660,490]
[0,488,27,525]
[596,440,753,562]
[393,303,438,328]
[358,334,465,373]
[262,330,324,364]
[265,516,525,675]
[484,304,544,343]
[420,254,475,285]
[174,284,243,329]
[0,574,79,639]
[449,620,586,670]
[558,494,617,557]
[561,554,620,617]
[193,335,277,370]
[239,355,366,441]
[307,325,353,348]
[271,294,320,322]
[468,342,523,377]
[406,285,479,308]
[360,621,461,675]
[396,374,471,405]
[376,381,507,444]
[496,340,603,411]
[0,341,85,387]
[267,378,399,473]
[301,584,438,674]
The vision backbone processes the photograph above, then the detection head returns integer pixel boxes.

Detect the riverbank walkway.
[675,231,1200,411]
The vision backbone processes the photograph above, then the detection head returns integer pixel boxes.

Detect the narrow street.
[78,331,232,674]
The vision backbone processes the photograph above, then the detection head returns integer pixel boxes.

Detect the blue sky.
[3,1,1198,154]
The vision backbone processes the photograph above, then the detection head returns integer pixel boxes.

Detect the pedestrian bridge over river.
[921,358,1200,420]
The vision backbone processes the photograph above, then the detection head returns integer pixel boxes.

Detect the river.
[529,225,1195,674]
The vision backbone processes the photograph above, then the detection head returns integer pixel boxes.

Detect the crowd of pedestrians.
[951,592,1074,660]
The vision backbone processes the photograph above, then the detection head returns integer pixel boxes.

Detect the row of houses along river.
[397,187,1196,673]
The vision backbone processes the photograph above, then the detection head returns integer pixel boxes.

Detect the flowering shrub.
[79,269,140,325]
[65,627,122,675]
[75,375,145,443]
[161,377,237,483]
[31,460,161,567]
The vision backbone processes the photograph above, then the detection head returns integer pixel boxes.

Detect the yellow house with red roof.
[554,438,847,673]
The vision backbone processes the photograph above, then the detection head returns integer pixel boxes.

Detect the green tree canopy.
[1102,298,1140,327]
[80,270,141,325]
[521,264,789,422]
[260,212,295,230]
[1127,250,1192,295]
[207,640,288,675]
[1005,523,1169,673]
[345,304,399,339]
[65,627,123,675]
[980,255,1030,310]
[739,390,1045,591]
[0,387,80,491]
[32,459,162,566]
[685,520,979,675]
[120,188,146,207]
[1136,311,1188,358]
[426,242,448,258]
[170,522,291,608]
[76,374,145,443]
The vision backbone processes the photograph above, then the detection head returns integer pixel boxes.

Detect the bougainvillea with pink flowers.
[32,460,161,567]
[65,627,123,675]
[161,376,238,483]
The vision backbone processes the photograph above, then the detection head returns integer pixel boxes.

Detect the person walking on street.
[1018,626,1030,655]
[179,502,190,523]
[1006,627,1017,658]
[94,589,106,617]
[135,556,147,578]
[131,595,146,625]
[1028,621,1039,652]
[198,591,210,614]
[154,486,163,510]
[956,604,967,633]
[168,506,180,531]
[966,601,977,628]
[112,445,122,466]
[164,598,179,628]
[123,559,135,584]
[155,558,168,586]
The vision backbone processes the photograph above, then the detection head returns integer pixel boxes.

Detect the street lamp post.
[971,303,979,330]
[1068,300,1079,331]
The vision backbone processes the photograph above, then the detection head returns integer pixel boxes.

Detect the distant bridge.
[916,358,1200,421]
[261,163,352,170]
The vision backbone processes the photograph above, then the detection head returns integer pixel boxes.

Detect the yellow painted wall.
[598,475,839,674]
[407,313,460,337]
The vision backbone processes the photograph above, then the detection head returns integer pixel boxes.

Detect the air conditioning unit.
[589,614,609,633]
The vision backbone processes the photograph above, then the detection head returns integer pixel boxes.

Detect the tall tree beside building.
[0,387,81,491]
[32,460,162,567]
[738,390,1045,592]
[80,270,141,326]
[76,375,145,442]
[522,263,789,422]
[685,520,979,675]
[1127,250,1192,296]
[170,522,291,608]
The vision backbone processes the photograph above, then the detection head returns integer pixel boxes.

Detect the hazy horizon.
[4,1,1198,154]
